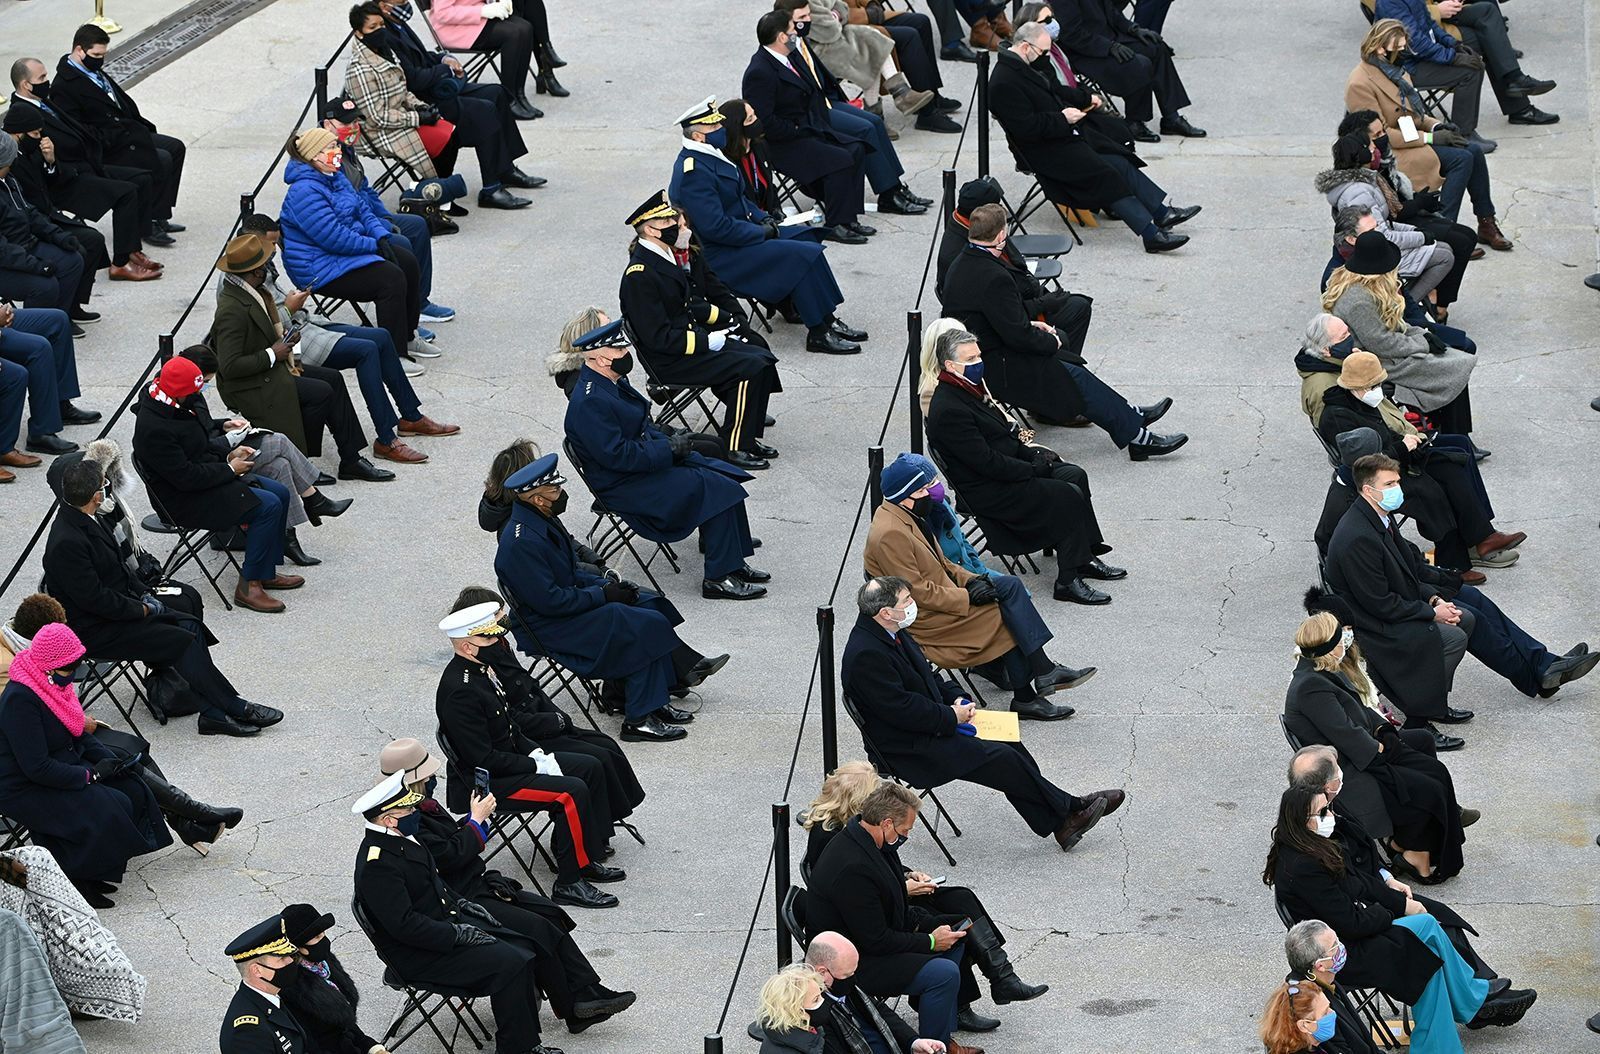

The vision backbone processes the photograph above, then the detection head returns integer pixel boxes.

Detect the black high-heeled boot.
[141,764,243,830]
[284,528,321,567]
[535,70,569,97]
[540,42,565,67]
[967,916,1050,1004]
[303,489,352,526]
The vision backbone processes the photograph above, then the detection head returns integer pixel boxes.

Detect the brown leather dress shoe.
[949,1041,986,1054]
[1477,216,1513,251]
[968,16,999,49]
[1054,796,1108,851]
[397,416,461,437]
[129,251,163,270]
[373,439,429,463]
[1476,529,1526,555]
[262,574,304,590]
[109,262,161,281]
[0,466,13,483]
[234,581,286,613]
[1458,569,1487,585]
[1082,788,1127,816]
[0,450,42,468]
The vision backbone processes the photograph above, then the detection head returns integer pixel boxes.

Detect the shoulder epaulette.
[624,263,645,276]
[232,1015,260,1028]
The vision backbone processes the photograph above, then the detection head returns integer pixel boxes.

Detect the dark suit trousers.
[1447,3,1526,114]
[55,173,142,264]
[314,260,415,363]
[1044,461,1102,578]
[473,16,535,98]
[477,894,600,1018]
[1452,584,1551,697]
[1063,361,1142,447]
[1409,60,1486,135]
[828,104,902,195]
[442,89,514,183]
[295,365,368,461]
[962,741,1078,836]
[0,242,83,312]
[887,16,944,92]
[1070,38,1189,123]
[699,499,757,579]
[927,0,964,45]
[0,359,25,455]
[1132,0,1174,32]
[788,136,867,227]
[987,574,1054,697]
[492,752,609,882]
[81,599,248,722]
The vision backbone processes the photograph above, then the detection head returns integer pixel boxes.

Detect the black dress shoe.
[1078,557,1127,581]
[314,471,336,487]
[731,562,771,583]
[238,702,284,727]
[725,449,769,471]
[503,167,548,189]
[933,94,963,113]
[941,40,980,62]
[957,1006,1001,1032]
[1538,649,1600,692]
[1156,205,1202,229]
[683,653,730,687]
[1159,114,1207,137]
[68,308,100,324]
[59,402,102,425]
[1136,397,1174,426]
[821,224,867,245]
[1504,74,1556,97]
[765,413,778,427]
[1053,577,1111,605]
[846,221,878,237]
[704,575,767,600]
[1129,432,1188,461]
[807,328,861,354]
[552,878,619,909]
[878,188,929,214]
[510,96,544,120]
[479,187,532,210]
[1428,725,1466,751]
[1433,706,1475,724]
[658,703,695,724]
[303,490,352,525]
[1142,228,1189,253]
[1466,987,1537,1029]
[338,457,396,482]
[1507,105,1558,124]
[914,110,962,133]
[572,988,637,1021]
[1128,120,1161,143]
[898,183,934,207]
[445,202,470,217]
[198,714,260,737]
[831,318,869,342]
[144,230,177,247]
[580,862,626,883]
[1010,695,1075,720]
[284,528,320,567]
[1034,665,1096,695]
[621,713,688,742]
[750,439,779,459]
[26,433,77,455]
[156,219,186,233]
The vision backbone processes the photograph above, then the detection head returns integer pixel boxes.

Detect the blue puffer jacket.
[279,159,387,289]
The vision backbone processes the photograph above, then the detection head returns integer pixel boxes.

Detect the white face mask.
[674,226,691,251]
[892,601,918,629]
[1357,388,1384,407]
[1314,812,1337,838]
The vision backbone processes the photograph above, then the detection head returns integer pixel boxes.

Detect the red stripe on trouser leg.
[506,787,591,869]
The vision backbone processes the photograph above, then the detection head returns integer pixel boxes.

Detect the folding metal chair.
[76,659,149,737]
[1416,86,1452,120]
[363,145,427,196]
[1001,136,1084,246]
[352,899,492,1052]
[495,581,608,730]
[411,1,503,83]
[308,293,375,328]
[620,320,722,437]
[435,727,559,893]
[841,693,963,866]
[131,454,239,611]
[1273,900,1412,1049]
[560,438,679,593]
[1074,73,1122,118]
[0,814,30,852]
[781,884,810,951]
[1278,714,1306,752]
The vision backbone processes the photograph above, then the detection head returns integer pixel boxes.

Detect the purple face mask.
[926,482,947,504]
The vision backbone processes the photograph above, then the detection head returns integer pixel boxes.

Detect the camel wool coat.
[1343,60,1442,191]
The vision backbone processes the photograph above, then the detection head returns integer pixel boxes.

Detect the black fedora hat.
[1344,230,1402,276]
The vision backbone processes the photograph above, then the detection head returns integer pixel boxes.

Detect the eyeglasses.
[1306,806,1332,821]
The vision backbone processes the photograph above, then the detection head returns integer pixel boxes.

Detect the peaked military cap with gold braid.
[676,95,724,129]
[226,914,296,962]
[351,770,423,820]
[625,189,679,228]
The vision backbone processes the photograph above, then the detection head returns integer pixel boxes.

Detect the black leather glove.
[1422,330,1449,355]
[1032,451,1055,477]
[452,924,496,947]
[417,105,441,125]
[1110,42,1135,62]
[1134,27,1160,45]
[617,579,643,602]
[602,581,634,605]
[964,577,999,605]
[1432,128,1467,148]
[92,757,129,781]
[866,0,886,22]
[483,873,522,901]
[455,899,499,926]
[1421,231,1435,245]
[1450,47,1484,70]
[762,219,780,240]
[667,431,692,461]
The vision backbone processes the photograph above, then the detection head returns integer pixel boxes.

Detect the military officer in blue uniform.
[563,321,773,601]
[494,452,729,742]
[666,98,866,355]
[219,913,308,1054]
[619,189,780,472]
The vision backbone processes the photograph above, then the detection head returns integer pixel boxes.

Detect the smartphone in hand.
[473,767,492,799]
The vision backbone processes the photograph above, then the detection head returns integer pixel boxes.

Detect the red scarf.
[937,367,987,400]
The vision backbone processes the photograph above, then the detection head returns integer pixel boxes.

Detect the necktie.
[797,45,833,110]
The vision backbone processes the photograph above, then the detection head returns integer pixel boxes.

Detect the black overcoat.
[739,46,871,186]
[220,982,307,1054]
[413,798,576,932]
[49,57,160,165]
[987,49,1133,208]
[131,389,261,531]
[1283,659,1394,840]
[1319,387,1457,543]
[618,243,778,389]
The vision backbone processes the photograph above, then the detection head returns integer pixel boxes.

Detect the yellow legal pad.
[969,710,1021,742]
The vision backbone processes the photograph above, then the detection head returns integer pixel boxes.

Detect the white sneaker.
[401,357,426,377]
[408,338,442,359]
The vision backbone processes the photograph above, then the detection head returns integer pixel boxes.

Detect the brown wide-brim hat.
[217,233,271,274]
[1337,350,1388,390]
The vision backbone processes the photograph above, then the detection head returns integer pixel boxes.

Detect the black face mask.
[1373,133,1391,155]
[609,352,634,376]
[363,28,395,57]
[300,939,330,963]
[424,776,438,800]
[266,962,300,991]
[794,20,812,37]
[1327,335,1356,359]
[549,490,570,516]
[18,138,40,156]
[910,496,933,520]
[80,55,105,73]
[745,118,765,140]
[30,80,50,101]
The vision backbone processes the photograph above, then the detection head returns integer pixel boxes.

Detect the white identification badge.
[1397,115,1419,142]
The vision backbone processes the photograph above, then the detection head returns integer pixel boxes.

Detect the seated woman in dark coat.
[1315,351,1520,577]
[756,965,826,1054]
[1264,784,1536,1050]
[920,322,1121,606]
[1284,613,1467,884]
[800,761,1045,1032]
[276,903,387,1054]
[0,623,170,906]
[718,99,786,219]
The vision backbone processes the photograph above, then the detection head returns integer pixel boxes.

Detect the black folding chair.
[620,320,722,437]
[1272,900,1411,1049]
[1416,86,1452,120]
[494,581,608,731]
[841,693,963,866]
[130,454,239,611]
[76,659,148,737]
[1075,73,1122,118]
[352,898,492,1052]
[781,884,810,952]
[435,726,559,893]
[925,445,1042,578]
[1278,714,1306,752]
[560,438,679,593]
[411,0,502,83]
[1001,136,1083,246]
[309,293,375,328]
[0,814,30,851]
[363,145,428,196]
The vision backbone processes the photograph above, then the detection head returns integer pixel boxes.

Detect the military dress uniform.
[219,915,306,1054]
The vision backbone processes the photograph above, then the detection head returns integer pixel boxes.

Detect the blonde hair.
[801,760,880,832]
[1322,268,1405,331]
[1360,18,1409,61]
[559,306,609,358]
[756,964,822,1031]
[918,317,972,400]
[1294,613,1344,672]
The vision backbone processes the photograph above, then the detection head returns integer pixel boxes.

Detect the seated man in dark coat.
[435,601,627,910]
[840,576,1121,847]
[563,320,772,601]
[925,325,1121,605]
[1047,1,1202,141]
[941,203,1186,460]
[668,98,864,355]
[220,914,309,1054]
[1323,454,1597,738]
[0,133,90,314]
[988,26,1195,252]
[351,772,563,1054]
[619,190,780,472]
[42,458,283,737]
[1283,919,1387,1054]
[379,738,638,1035]
[494,451,726,742]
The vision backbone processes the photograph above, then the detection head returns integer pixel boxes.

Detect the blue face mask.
[703,128,728,150]
[961,359,985,384]
[1312,1010,1337,1043]
[1375,483,1404,512]
[396,812,421,837]
[1044,17,1061,39]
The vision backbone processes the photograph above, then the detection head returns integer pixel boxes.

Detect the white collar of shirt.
[363,821,417,843]
[764,44,797,70]
[637,238,675,265]
[245,985,281,1008]
[13,95,40,109]
[682,138,734,167]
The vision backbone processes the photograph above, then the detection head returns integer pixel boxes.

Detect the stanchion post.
[239,193,256,223]
[975,51,990,178]
[314,67,329,125]
[704,1036,724,1054]
[942,167,957,220]
[773,802,792,967]
[92,0,123,34]
[158,333,174,364]
[907,311,923,454]
[867,446,884,511]
[817,607,837,775]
